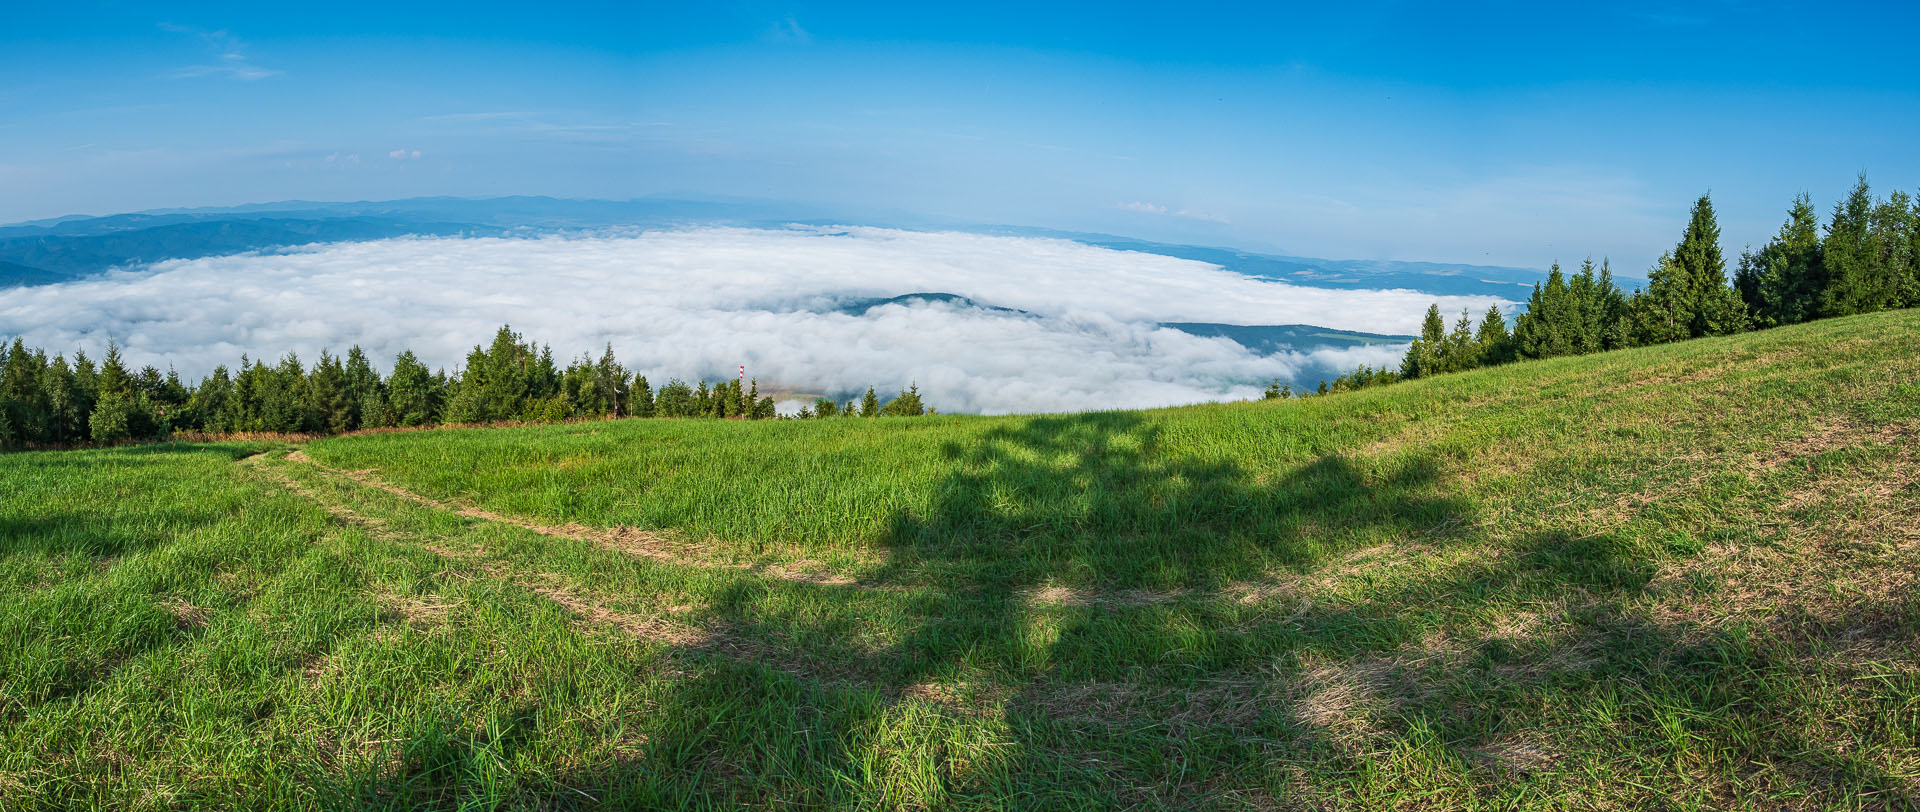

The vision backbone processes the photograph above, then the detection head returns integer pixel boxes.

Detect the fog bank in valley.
[0,227,1511,414]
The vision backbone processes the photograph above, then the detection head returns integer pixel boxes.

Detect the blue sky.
[3,1,1917,270]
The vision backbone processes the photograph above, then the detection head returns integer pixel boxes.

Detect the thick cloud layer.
[0,227,1509,414]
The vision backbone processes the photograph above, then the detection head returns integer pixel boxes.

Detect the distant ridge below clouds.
[0,227,1506,414]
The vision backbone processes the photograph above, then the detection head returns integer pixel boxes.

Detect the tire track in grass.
[284,450,881,591]
[251,451,1287,730]
[283,450,1457,613]
[247,452,931,699]
[249,447,1559,790]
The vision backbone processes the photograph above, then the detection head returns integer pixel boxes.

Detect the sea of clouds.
[0,226,1512,414]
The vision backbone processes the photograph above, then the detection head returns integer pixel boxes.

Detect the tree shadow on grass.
[308,409,1919,808]
[595,411,1487,807]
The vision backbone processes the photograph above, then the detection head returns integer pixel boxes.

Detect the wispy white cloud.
[0,228,1506,413]
[764,15,813,44]
[160,23,280,81]
[1116,200,1230,223]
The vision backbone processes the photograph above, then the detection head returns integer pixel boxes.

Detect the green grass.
[4,309,1918,809]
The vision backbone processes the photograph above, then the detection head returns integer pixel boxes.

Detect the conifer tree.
[1514,264,1573,359]
[1624,253,1691,346]
[594,344,629,416]
[190,366,234,434]
[1400,304,1448,378]
[1474,305,1511,366]
[42,354,82,443]
[0,338,48,445]
[1741,193,1826,327]
[654,379,693,417]
[387,350,436,427]
[308,351,353,434]
[1820,175,1882,317]
[632,375,655,418]
[344,346,387,429]
[1653,194,1748,339]
[880,383,926,416]
[1871,189,1917,309]
[71,350,98,430]
[860,386,880,417]
[1440,309,1477,373]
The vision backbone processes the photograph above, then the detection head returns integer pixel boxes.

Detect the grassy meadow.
[2,309,1917,809]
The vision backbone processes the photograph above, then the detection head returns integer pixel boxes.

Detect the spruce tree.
[1821,175,1880,317]
[880,383,926,416]
[594,344,629,416]
[1400,304,1448,378]
[308,351,352,434]
[191,366,234,434]
[0,338,48,445]
[43,354,82,443]
[343,346,386,429]
[1515,264,1573,359]
[632,375,655,418]
[1871,190,1917,309]
[1474,305,1511,366]
[387,350,435,427]
[1441,309,1477,373]
[1672,193,1747,337]
[860,386,880,417]
[1625,254,1691,346]
[1746,193,1826,327]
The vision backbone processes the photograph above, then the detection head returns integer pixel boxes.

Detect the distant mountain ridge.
[0,196,1566,300]
[818,291,1412,356]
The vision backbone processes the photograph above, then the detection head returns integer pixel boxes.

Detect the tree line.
[1267,174,1920,399]
[0,324,935,449]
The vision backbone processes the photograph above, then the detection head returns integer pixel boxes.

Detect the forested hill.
[0,217,492,283]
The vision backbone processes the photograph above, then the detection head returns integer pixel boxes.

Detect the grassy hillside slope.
[3,310,1917,809]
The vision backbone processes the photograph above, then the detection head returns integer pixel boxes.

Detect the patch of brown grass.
[159,596,209,631]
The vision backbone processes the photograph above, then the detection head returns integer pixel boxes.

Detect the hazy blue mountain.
[818,291,1410,356]
[0,260,61,287]
[833,292,1030,316]
[1159,322,1413,353]
[0,216,493,279]
[981,226,1566,299]
[0,196,1577,301]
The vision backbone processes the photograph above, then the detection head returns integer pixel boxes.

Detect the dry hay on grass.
[1751,417,1918,473]
[1470,736,1562,776]
[159,596,209,631]
[375,589,461,629]
[1646,440,1919,658]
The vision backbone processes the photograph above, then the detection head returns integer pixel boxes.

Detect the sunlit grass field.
[3,309,1917,809]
